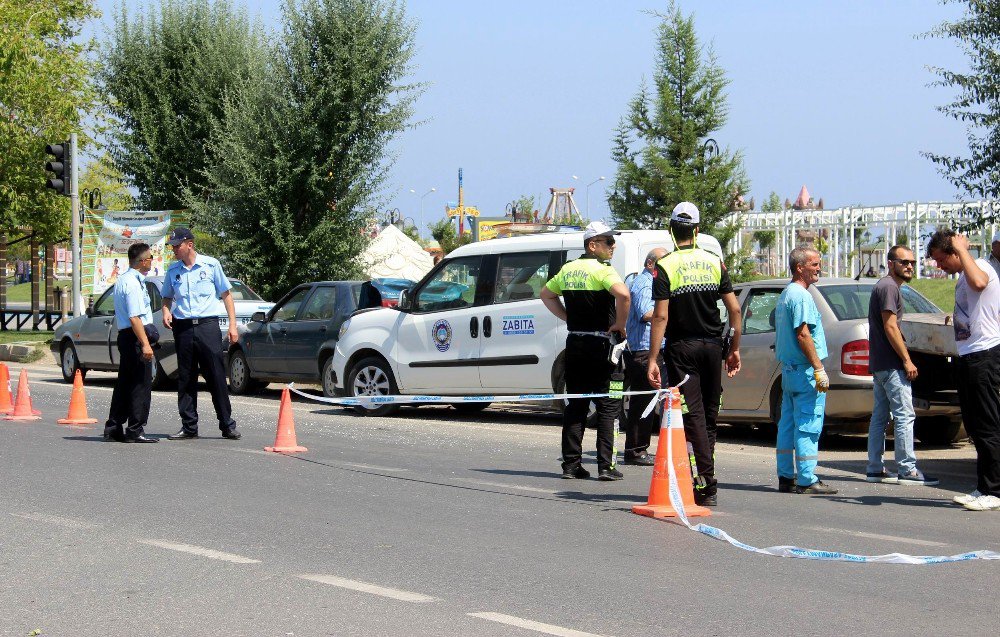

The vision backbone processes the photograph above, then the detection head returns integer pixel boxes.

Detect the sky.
[89,1,971,233]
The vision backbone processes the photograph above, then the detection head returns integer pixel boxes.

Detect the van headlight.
[338,319,351,340]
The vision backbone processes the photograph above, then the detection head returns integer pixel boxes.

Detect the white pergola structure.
[724,200,997,279]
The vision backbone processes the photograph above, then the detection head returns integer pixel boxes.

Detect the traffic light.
[44,141,71,196]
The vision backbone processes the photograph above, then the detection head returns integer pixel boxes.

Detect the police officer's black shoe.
[167,430,199,440]
[561,465,591,479]
[778,476,796,493]
[695,493,718,507]
[125,435,159,443]
[221,428,242,440]
[597,467,624,481]
[103,429,126,442]
[623,452,654,466]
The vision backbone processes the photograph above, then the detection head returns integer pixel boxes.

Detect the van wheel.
[914,416,963,446]
[756,379,781,439]
[347,356,399,416]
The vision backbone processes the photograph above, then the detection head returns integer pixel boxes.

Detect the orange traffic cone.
[632,387,710,518]
[57,370,98,425]
[0,363,13,414]
[264,388,307,453]
[5,368,41,421]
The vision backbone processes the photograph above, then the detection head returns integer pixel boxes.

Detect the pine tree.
[609,2,748,232]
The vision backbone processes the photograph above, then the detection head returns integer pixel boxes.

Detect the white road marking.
[137,539,261,564]
[297,574,438,603]
[460,478,558,494]
[232,448,273,456]
[10,512,100,529]
[342,462,409,472]
[468,612,610,637]
[806,526,949,548]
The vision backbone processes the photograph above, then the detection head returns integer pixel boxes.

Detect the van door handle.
[470,316,478,338]
[769,342,775,350]
[483,316,492,338]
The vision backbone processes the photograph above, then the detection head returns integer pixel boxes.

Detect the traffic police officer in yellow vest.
[541,221,631,481]
[647,202,742,507]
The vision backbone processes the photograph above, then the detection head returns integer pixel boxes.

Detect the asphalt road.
[1,361,998,637]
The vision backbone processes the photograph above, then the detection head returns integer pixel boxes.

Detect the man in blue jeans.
[866,245,938,485]
[774,247,837,494]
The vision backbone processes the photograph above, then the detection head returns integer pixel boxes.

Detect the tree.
[753,191,781,275]
[186,0,421,299]
[429,217,471,255]
[79,153,135,211]
[924,0,1000,221]
[99,0,267,210]
[510,194,536,222]
[0,0,100,240]
[608,2,748,233]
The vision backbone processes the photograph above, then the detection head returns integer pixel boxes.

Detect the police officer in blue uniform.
[160,227,242,440]
[104,242,159,443]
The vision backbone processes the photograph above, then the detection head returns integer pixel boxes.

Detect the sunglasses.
[892,259,916,267]
[594,237,615,246]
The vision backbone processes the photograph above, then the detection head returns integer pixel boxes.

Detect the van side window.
[492,252,550,304]
[414,256,482,312]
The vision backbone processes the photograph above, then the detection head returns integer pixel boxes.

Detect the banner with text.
[82,209,187,295]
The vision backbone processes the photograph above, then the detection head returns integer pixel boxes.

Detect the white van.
[330,229,723,415]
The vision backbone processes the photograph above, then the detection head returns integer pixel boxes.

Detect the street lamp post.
[586,176,605,218]
[702,138,719,173]
[410,187,436,237]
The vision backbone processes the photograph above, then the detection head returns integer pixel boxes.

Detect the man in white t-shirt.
[928,229,1000,511]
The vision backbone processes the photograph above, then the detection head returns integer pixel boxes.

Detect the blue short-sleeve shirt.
[113,268,153,330]
[161,254,232,319]
[625,269,664,351]
[775,281,828,366]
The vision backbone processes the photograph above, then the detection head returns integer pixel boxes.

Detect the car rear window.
[818,283,942,320]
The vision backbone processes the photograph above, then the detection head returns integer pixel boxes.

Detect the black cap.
[167,226,195,246]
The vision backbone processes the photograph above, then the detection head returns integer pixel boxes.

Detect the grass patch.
[906,278,956,313]
[0,331,53,345]
[3,280,72,304]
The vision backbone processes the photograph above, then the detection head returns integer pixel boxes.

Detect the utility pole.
[70,133,81,317]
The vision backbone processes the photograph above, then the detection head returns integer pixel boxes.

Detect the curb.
[0,343,45,363]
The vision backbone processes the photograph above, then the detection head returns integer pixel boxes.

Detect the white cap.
[583,221,621,240]
[992,232,1000,243]
[671,201,700,224]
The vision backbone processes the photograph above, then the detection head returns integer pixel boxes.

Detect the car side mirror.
[250,311,265,323]
[85,306,94,317]
[398,289,412,311]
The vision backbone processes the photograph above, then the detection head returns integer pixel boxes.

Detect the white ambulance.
[330,229,723,415]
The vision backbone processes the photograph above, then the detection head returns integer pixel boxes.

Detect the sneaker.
[561,465,591,480]
[622,452,655,466]
[897,469,939,486]
[795,480,838,495]
[778,476,796,493]
[953,490,982,506]
[696,493,718,507]
[866,470,899,484]
[963,494,1000,511]
[597,467,624,481]
[221,427,242,440]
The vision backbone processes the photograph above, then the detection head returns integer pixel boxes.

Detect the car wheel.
[60,342,85,383]
[321,356,338,398]
[347,356,399,416]
[453,402,491,413]
[914,416,963,446]
[227,349,259,395]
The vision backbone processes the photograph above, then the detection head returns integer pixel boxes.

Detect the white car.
[331,229,723,415]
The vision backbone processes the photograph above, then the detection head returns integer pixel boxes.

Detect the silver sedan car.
[51,277,273,388]
[719,278,963,444]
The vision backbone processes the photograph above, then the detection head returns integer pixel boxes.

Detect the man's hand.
[609,320,626,337]
[814,367,830,393]
[227,324,239,345]
[953,233,970,252]
[647,362,662,389]
[904,360,918,381]
[140,343,154,362]
[162,307,173,329]
[725,350,741,378]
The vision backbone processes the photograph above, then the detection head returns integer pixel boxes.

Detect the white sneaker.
[953,490,982,506]
[963,494,1000,511]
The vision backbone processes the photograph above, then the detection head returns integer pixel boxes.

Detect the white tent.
[361,224,434,281]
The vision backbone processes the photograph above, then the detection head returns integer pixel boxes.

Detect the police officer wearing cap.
[541,221,631,481]
[104,242,159,443]
[647,202,742,507]
[161,227,242,440]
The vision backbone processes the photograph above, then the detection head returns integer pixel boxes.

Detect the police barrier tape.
[287,383,1000,564]
[647,388,1000,565]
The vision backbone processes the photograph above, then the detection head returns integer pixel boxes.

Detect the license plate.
[913,397,931,411]
[219,317,251,328]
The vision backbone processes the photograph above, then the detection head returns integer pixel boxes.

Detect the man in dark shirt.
[866,245,938,485]
[647,202,742,507]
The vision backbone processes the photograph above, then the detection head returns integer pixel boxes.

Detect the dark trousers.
[624,349,664,456]
[666,337,723,495]
[174,318,235,433]
[956,345,1000,496]
[105,328,153,439]
[562,334,618,472]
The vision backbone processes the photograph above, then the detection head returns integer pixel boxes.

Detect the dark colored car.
[226,278,413,395]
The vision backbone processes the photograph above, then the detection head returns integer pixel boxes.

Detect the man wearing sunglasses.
[866,246,938,486]
[542,221,630,481]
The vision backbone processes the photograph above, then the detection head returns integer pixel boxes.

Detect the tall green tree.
[79,153,135,211]
[924,0,1000,215]
[609,2,748,232]
[186,0,421,298]
[0,0,99,240]
[99,0,267,210]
